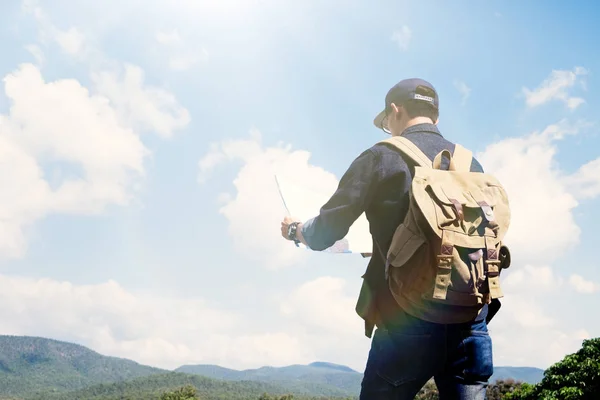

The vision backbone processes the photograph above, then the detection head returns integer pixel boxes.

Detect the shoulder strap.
[379,136,432,168]
[452,144,473,171]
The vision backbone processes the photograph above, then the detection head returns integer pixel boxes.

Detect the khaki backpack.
[374,136,512,323]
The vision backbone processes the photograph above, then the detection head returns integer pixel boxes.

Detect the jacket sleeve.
[301,149,379,251]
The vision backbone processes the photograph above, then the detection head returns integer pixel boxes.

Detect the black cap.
[373,78,439,134]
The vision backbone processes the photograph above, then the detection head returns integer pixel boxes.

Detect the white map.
[275,172,373,255]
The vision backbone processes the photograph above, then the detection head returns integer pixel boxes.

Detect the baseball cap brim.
[373,110,389,133]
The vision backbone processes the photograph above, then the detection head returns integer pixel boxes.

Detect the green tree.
[486,379,525,400]
[414,377,526,399]
[258,394,295,400]
[160,384,200,400]
[507,338,600,399]
[416,379,438,399]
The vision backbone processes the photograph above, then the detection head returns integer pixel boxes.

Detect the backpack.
[374,136,512,322]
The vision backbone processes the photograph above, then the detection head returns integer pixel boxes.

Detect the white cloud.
[477,120,583,264]
[488,264,590,368]
[522,67,588,109]
[198,129,343,269]
[197,143,229,184]
[0,2,191,259]
[391,26,412,51]
[168,53,209,71]
[491,321,590,369]
[91,64,191,138]
[454,80,471,105]
[496,265,561,329]
[0,63,149,258]
[24,44,44,66]
[0,274,315,370]
[23,1,88,58]
[155,29,209,71]
[53,27,85,55]
[24,3,191,139]
[477,119,600,369]
[156,30,183,46]
[216,192,232,205]
[566,157,600,200]
[281,277,363,337]
[279,276,371,370]
[502,265,564,294]
[569,274,599,294]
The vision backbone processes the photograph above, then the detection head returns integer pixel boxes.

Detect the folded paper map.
[275,173,373,256]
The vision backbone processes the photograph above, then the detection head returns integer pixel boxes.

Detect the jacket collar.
[400,123,442,137]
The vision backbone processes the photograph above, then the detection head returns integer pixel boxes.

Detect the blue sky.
[0,0,599,372]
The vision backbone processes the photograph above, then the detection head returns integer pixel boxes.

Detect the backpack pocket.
[386,222,433,297]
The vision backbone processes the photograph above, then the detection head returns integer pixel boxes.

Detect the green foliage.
[486,379,527,400]
[413,378,526,399]
[160,385,200,400]
[507,338,600,400]
[0,335,165,398]
[4,334,581,400]
[415,379,438,399]
[25,372,358,400]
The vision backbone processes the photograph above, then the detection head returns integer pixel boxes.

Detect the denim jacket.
[301,123,488,334]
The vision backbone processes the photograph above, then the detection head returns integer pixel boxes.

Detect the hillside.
[176,361,361,395]
[25,372,353,400]
[0,335,545,399]
[0,335,165,398]
[176,361,545,394]
[490,366,544,384]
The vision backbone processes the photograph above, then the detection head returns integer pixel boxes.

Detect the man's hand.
[280,216,308,246]
[280,216,301,240]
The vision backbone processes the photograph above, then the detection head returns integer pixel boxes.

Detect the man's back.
[359,122,486,330]
[355,123,495,400]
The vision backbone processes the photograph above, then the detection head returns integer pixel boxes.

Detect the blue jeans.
[359,308,493,399]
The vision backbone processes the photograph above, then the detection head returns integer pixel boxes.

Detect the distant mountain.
[0,335,166,398]
[0,334,545,400]
[176,361,545,395]
[308,362,357,373]
[490,366,545,384]
[176,361,361,396]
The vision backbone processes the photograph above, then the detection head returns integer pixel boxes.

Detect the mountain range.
[0,335,544,399]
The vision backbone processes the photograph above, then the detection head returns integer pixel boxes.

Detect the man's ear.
[390,103,401,119]
[434,117,439,125]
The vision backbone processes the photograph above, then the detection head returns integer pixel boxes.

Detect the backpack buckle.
[486,269,500,278]
[437,254,453,259]
[436,254,453,266]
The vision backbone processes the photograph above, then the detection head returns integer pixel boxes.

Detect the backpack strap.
[380,136,432,168]
[433,149,456,170]
[484,237,504,299]
[431,144,473,171]
[452,144,473,172]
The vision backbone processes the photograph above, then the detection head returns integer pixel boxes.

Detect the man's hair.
[402,87,439,121]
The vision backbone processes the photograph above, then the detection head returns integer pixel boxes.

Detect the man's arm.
[298,149,379,251]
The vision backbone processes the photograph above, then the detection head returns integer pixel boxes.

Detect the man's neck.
[405,117,434,129]
[393,117,435,136]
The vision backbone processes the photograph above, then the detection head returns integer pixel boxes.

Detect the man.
[281,78,494,399]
